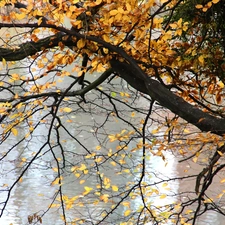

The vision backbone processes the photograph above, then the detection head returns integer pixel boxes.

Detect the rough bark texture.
[0,32,72,61]
[110,59,225,136]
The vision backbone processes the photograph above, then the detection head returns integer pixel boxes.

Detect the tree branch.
[1,22,225,136]
[0,32,73,61]
[110,59,225,136]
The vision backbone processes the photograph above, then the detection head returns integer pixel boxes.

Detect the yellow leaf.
[112,185,118,192]
[212,0,220,3]
[169,23,177,29]
[95,0,102,5]
[51,177,60,185]
[36,10,42,16]
[207,1,212,7]
[123,169,130,173]
[84,169,88,174]
[185,209,193,214]
[151,129,158,134]
[195,4,203,9]
[96,145,101,150]
[11,73,20,80]
[63,107,72,113]
[52,167,58,172]
[2,58,6,67]
[217,150,224,156]
[84,186,92,192]
[80,180,85,184]
[25,132,30,138]
[160,194,167,199]
[193,157,198,163]
[198,55,205,64]
[15,12,27,20]
[122,201,130,208]
[131,112,135,117]
[100,194,109,202]
[83,186,93,195]
[21,157,26,162]
[110,161,116,166]
[124,209,131,216]
[110,9,118,16]
[95,157,103,163]
[11,128,18,136]
[77,39,86,49]
[102,34,110,42]
[175,29,182,36]
[184,129,190,133]
[202,7,208,12]
[218,81,224,88]
[79,164,87,171]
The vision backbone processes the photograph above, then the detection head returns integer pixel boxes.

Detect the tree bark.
[110,59,225,136]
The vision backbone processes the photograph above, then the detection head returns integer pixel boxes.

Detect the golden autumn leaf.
[202,7,208,12]
[63,107,72,113]
[110,9,118,16]
[52,167,58,172]
[195,4,203,9]
[110,161,116,166]
[218,81,224,88]
[77,39,86,49]
[15,12,27,20]
[122,201,130,208]
[151,129,159,134]
[2,58,6,67]
[100,194,109,203]
[198,55,205,64]
[79,164,87,171]
[112,185,118,192]
[83,186,93,195]
[131,112,135,117]
[11,127,18,136]
[160,194,167,199]
[80,180,85,184]
[193,157,198,163]
[124,209,131,216]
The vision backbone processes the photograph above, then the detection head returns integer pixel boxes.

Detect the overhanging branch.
[1,21,225,136]
[110,59,225,136]
[0,32,73,61]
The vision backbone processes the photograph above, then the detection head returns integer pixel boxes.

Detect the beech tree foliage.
[0,0,225,224]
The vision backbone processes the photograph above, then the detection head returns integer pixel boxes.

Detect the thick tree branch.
[110,59,225,136]
[0,32,73,61]
[1,22,225,136]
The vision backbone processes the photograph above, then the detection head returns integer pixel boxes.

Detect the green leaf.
[111,92,117,97]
